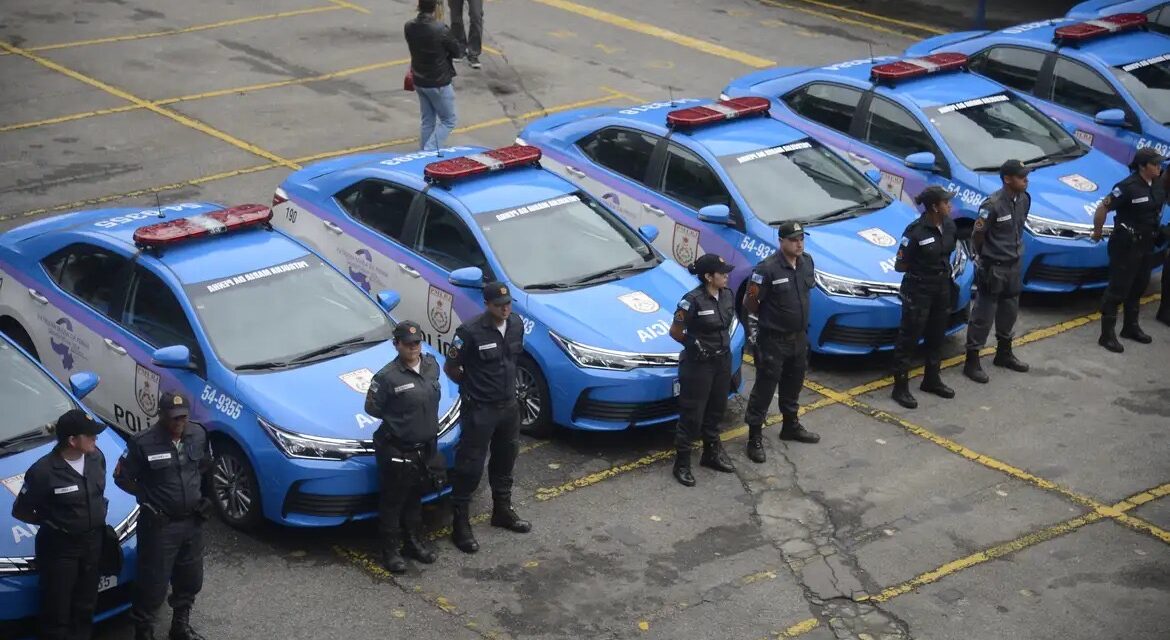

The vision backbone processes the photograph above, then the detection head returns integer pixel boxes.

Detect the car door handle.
[565,166,587,179]
[322,220,344,235]
[103,338,126,355]
[398,263,421,278]
[27,289,48,305]
[642,203,666,216]
[847,151,870,164]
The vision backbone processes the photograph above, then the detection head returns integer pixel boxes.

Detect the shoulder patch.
[452,335,464,349]
[677,299,691,311]
[1111,187,1123,198]
[750,272,764,284]
[900,236,910,247]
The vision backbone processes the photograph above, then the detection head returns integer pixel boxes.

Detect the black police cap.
[394,320,425,343]
[689,253,735,276]
[483,281,512,305]
[55,409,105,438]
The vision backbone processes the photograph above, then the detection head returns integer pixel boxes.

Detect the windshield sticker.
[339,368,374,394]
[936,94,1008,114]
[2,474,24,497]
[618,291,661,314]
[619,99,701,115]
[205,260,310,293]
[494,195,580,222]
[734,141,812,164]
[1059,174,1098,193]
[879,171,905,200]
[858,228,897,247]
[1074,130,1094,146]
[1121,53,1170,73]
[379,147,475,166]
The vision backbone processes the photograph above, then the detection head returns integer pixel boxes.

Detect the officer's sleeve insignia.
[673,309,686,323]
[677,299,691,311]
[1111,187,1123,198]
[977,205,990,220]
[974,217,985,231]
[899,236,910,247]
[750,272,764,284]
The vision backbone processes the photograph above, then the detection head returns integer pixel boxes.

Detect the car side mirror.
[637,224,659,243]
[449,266,484,288]
[698,204,731,225]
[68,372,100,399]
[376,290,401,312]
[1094,108,1127,128]
[904,152,937,172]
[152,345,194,370]
[864,168,881,184]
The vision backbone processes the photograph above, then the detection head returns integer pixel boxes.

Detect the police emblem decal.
[135,363,161,417]
[617,291,661,314]
[339,368,375,394]
[672,224,700,265]
[427,285,454,334]
[2,474,24,497]
[857,227,896,247]
[1059,174,1098,192]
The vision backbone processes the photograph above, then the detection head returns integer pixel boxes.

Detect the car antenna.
[669,86,676,107]
[868,42,875,64]
[154,191,165,219]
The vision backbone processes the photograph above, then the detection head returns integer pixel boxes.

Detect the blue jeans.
[417,84,457,151]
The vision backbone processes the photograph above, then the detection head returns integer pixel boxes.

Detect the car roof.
[805,59,1013,111]
[981,18,1170,67]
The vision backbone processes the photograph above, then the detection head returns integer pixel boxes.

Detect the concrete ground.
[2,0,1168,638]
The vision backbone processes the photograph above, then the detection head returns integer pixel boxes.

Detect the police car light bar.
[423,145,542,182]
[870,53,968,83]
[133,204,273,248]
[666,97,770,129]
[1054,13,1147,43]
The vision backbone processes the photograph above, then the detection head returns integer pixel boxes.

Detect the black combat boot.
[451,504,479,554]
[1120,313,1153,344]
[381,544,407,574]
[963,349,989,383]
[699,440,735,473]
[402,529,437,564]
[673,450,695,486]
[779,418,820,443]
[490,496,531,533]
[993,339,1029,372]
[891,372,917,409]
[746,424,766,463]
[1099,314,1124,353]
[168,608,206,640]
[920,364,955,399]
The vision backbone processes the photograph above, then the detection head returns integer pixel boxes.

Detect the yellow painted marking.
[523,560,540,568]
[328,0,372,14]
[594,43,623,54]
[483,45,504,55]
[644,60,675,70]
[638,621,650,631]
[781,0,946,34]
[1115,513,1170,545]
[529,0,775,68]
[759,18,788,28]
[548,29,578,39]
[0,104,143,133]
[598,85,648,104]
[519,440,551,454]
[1114,483,1170,510]
[742,570,778,584]
[775,617,820,638]
[756,0,924,39]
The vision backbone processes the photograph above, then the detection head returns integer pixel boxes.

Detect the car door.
[850,94,941,207]
[648,143,742,264]
[559,126,665,229]
[1040,56,1144,162]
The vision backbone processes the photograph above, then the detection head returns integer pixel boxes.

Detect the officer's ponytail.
[687,261,700,276]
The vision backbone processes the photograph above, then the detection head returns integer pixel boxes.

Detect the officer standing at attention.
[963,159,1031,383]
[444,282,531,554]
[12,410,109,640]
[1091,147,1167,351]
[668,254,737,486]
[891,186,960,409]
[743,221,820,464]
[365,320,441,573]
[115,392,211,640]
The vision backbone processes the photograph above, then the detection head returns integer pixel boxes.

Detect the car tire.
[210,438,264,531]
[516,354,555,439]
[0,319,39,361]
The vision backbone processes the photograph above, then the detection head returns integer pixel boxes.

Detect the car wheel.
[516,354,555,438]
[0,319,38,361]
[211,439,263,531]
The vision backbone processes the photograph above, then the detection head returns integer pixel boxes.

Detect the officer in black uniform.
[668,253,737,487]
[114,392,211,640]
[892,186,960,409]
[443,282,530,554]
[743,221,820,464]
[12,409,108,640]
[1159,165,1170,327]
[1092,147,1167,351]
[963,159,1031,383]
[365,320,442,573]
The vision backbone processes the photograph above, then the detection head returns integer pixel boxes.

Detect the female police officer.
[891,185,960,409]
[12,409,109,640]
[669,253,737,486]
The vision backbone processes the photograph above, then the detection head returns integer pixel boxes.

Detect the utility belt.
[141,502,198,523]
[685,343,729,362]
[1114,222,1158,239]
[465,396,517,410]
[757,327,802,341]
[978,257,1018,268]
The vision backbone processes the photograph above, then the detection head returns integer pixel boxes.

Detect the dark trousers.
[675,352,731,451]
[1161,246,1170,317]
[893,282,951,373]
[965,261,1021,349]
[451,399,519,505]
[129,511,203,628]
[35,527,102,640]
[1101,228,1156,323]
[745,331,807,426]
[448,0,484,57]
[375,443,428,549]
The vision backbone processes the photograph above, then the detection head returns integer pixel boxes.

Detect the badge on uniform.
[750,273,764,284]
[677,299,691,311]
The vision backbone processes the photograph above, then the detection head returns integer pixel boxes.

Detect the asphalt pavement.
[2,0,1169,638]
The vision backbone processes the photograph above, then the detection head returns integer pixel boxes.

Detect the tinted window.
[865,97,934,160]
[0,340,75,444]
[337,180,415,241]
[1050,57,1126,117]
[42,244,129,316]
[928,93,1082,170]
[121,266,200,356]
[416,201,490,273]
[783,83,863,134]
[1152,7,1170,34]
[578,127,659,183]
[661,145,731,210]
[970,47,1047,93]
[1114,54,1170,124]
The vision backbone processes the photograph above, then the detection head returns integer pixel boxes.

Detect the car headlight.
[550,331,679,371]
[259,417,375,460]
[1024,215,1109,240]
[814,270,900,298]
[115,505,140,543]
[438,396,460,436]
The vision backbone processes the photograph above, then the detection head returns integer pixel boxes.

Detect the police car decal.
[2,473,24,496]
[739,235,775,261]
[92,203,207,229]
[1060,174,1098,192]
[204,260,310,293]
[619,99,701,115]
[428,285,454,334]
[858,228,897,247]
[822,56,896,71]
[937,94,1009,115]
[1121,53,1170,73]
[379,147,476,166]
[339,368,374,394]
[618,291,660,313]
[945,183,985,209]
[735,141,812,164]
[673,224,701,264]
[493,194,579,222]
[1137,138,1170,157]
[200,384,243,420]
[1001,18,1072,34]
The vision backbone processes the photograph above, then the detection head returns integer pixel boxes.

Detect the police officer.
[12,410,108,640]
[743,221,820,464]
[668,253,737,486]
[1159,165,1170,327]
[443,282,530,554]
[1092,147,1167,351]
[963,159,1031,383]
[892,186,960,409]
[365,320,442,573]
[115,392,211,640]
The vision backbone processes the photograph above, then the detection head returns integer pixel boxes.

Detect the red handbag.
[404,69,415,92]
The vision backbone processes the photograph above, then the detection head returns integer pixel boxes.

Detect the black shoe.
[699,442,736,472]
[1120,324,1153,344]
[490,501,532,533]
[746,432,766,463]
[892,372,918,409]
[451,505,479,554]
[779,421,820,443]
[993,340,1029,372]
[402,533,437,564]
[468,56,481,69]
[381,548,408,574]
[168,609,206,640]
[673,454,696,486]
[963,350,989,383]
[920,365,955,399]
[1099,315,1124,352]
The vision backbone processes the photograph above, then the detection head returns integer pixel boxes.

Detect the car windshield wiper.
[235,360,292,371]
[0,427,53,454]
[288,336,379,364]
[799,198,886,225]
[1023,147,1083,167]
[528,258,656,290]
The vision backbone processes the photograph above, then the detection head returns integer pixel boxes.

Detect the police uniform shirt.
[750,252,815,333]
[975,188,1029,263]
[895,215,958,282]
[115,422,211,518]
[447,312,524,404]
[1104,172,1167,232]
[14,449,107,534]
[364,353,441,445]
[675,286,735,355]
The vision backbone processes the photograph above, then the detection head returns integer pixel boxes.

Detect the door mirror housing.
[449,266,484,288]
[697,204,731,225]
[1094,108,1127,128]
[376,290,401,313]
[637,224,659,243]
[904,152,937,172]
[68,372,100,399]
[152,345,194,370]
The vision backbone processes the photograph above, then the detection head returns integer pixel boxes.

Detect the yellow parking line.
[327,0,372,15]
[0,104,143,134]
[529,0,776,68]
[776,0,946,35]
[756,0,925,40]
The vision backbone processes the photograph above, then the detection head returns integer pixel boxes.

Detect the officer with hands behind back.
[365,320,443,574]
[669,253,737,487]
[115,392,211,640]
[12,409,109,640]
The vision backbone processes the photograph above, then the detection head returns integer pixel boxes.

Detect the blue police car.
[723,53,1163,292]
[517,97,974,355]
[905,12,1170,166]
[0,332,139,638]
[0,203,461,530]
[271,144,745,438]
[1069,1,1170,34]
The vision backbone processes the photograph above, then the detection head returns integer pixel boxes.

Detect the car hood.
[978,151,1127,225]
[232,341,458,441]
[523,261,694,353]
[800,201,919,283]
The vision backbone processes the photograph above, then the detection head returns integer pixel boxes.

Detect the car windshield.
[718,140,888,224]
[187,257,392,370]
[928,93,1084,171]
[1114,54,1170,124]
[0,340,75,446]
[475,193,659,289]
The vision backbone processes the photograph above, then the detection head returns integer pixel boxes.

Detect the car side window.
[969,46,1047,94]
[1049,57,1127,117]
[577,127,659,184]
[661,144,731,210]
[782,83,864,134]
[121,266,201,359]
[415,200,490,274]
[336,180,416,242]
[865,97,934,160]
[41,244,130,316]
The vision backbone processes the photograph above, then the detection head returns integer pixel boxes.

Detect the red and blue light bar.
[133,204,272,248]
[666,97,770,129]
[423,145,542,183]
[1054,13,1148,44]
[871,53,968,83]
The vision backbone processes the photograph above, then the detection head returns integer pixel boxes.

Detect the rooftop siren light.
[666,97,771,129]
[1054,13,1148,43]
[870,53,968,83]
[132,204,272,248]
[423,145,542,183]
